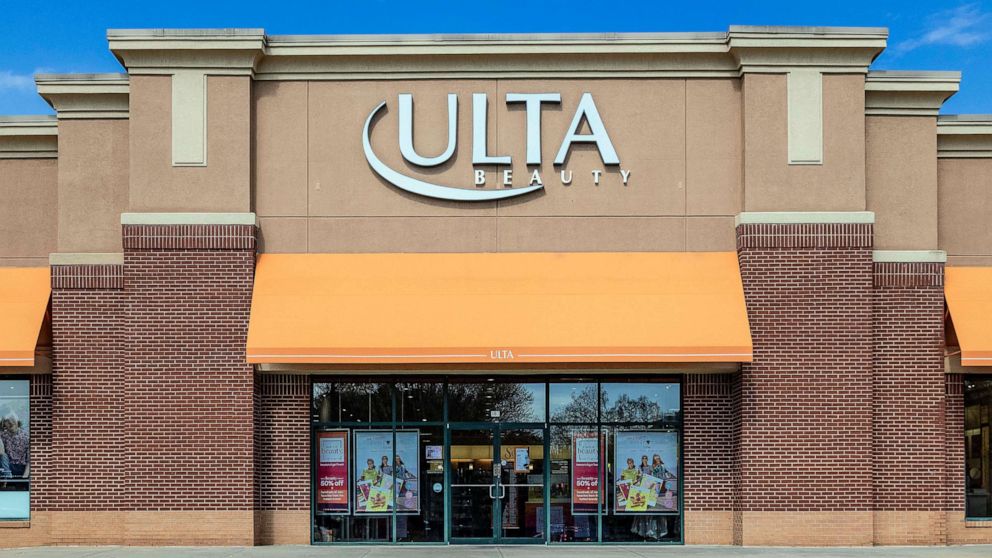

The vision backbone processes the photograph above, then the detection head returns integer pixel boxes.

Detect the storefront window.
[965,377,992,519]
[0,379,30,520]
[311,376,681,545]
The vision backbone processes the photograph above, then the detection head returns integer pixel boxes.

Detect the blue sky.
[1,0,991,114]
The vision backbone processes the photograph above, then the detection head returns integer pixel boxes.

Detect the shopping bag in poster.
[625,485,651,512]
[638,473,663,507]
[616,479,631,507]
[366,486,392,512]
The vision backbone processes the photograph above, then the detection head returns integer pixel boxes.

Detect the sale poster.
[353,430,420,514]
[613,431,678,514]
[316,430,349,513]
[571,431,601,514]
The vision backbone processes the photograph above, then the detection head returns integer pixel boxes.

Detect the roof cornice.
[864,70,960,116]
[938,115,992,158]
[36,73,130,120]
[107,28,266,75]
[103,26,890,80]
[0,116,58,159]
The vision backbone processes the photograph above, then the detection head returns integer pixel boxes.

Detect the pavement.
[2,547,992,558]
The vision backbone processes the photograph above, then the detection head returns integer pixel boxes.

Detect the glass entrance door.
[448,425,546,544]
[449,427,497,541]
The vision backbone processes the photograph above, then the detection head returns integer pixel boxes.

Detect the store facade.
[1,25,992,548]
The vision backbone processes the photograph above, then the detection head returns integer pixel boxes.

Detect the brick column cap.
[735,211,875,226]
[49,252,124,265]
[121,212,256,226]
[873,250,947,263]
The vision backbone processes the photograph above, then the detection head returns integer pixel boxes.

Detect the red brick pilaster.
[123,222,256,544]
[49,263,126,517]
[872,261,946,544]
[683,373,737,544]
[735,221,875,545]
[255,373,311,544]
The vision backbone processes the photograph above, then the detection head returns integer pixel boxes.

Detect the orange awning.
[0,267,50,367]
[946,266,992,366]
[247,252,752,365]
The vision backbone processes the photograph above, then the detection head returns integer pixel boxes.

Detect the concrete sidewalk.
[2,546,992,558]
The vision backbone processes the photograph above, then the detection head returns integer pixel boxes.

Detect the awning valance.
[0,267,50,367]
[246,252,753,365]
[946,266,992,366]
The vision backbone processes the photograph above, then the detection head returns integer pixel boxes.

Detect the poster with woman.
[353,430,420,514]
[613,431,678,514]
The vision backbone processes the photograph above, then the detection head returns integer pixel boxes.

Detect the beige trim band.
[49,253,125,265]
[121,212,257,225]
[872,250,947,263]
[735,211,876,225]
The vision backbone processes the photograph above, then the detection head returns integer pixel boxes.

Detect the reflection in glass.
[499,428,545,540]
[395,382,443,423]
[965,377,992,518]
[600,382,680,423]
[448,382,545,422]
[549,382,597,423]
[313,382,393,423]
[0,379,30,520]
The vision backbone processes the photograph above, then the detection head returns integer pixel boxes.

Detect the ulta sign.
[362,92,632,202]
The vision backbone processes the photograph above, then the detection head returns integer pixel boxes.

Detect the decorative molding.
[0,115,57,159]
[50,263,124,290]
[787,69,823,165]
[35,73,130,120]
[872,261,944,288]
[171,70,207,166]
[937,115,992,158]
[121,212,256,225]
[728,25,887,75]
[872,250,947,263]
[736,222,873,249]
[735,211,875,225]
[865,71,959,116]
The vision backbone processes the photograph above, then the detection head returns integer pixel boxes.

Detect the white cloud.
[0,70,35,92]
[894,3,992,54]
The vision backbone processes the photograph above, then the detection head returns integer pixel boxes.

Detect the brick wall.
[122,223,256,543]
[28,374,52,509]
[735,222,875,545]
[49,264,125,515]
[872,262,947,544]
[682,373,736,544]
[256,373,310,510]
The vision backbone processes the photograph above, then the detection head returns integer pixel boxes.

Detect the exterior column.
[255,373,311,544]
[48,255,127,543]
[121,213,256,545]
[682,373,737,544]
[735,212,875,545]
[871,253,947,544]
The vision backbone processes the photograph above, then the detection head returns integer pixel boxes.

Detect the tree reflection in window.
[447,382,544,422]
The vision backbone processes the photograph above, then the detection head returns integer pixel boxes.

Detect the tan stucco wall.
[939,158,992,263]
[743,73,867,211]
[0,158,57,266]
[866,116,938,250]
[57,119,129,252]
[253,78,742,253]
[129,75,250,212]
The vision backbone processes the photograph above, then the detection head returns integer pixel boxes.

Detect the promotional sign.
[353,430,420,514]
[316,430,349,513]
[613,431,678,514]
[571,431,601,514]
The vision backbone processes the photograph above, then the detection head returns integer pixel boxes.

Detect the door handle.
[499,484,506,499]
[489,484,496,499]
